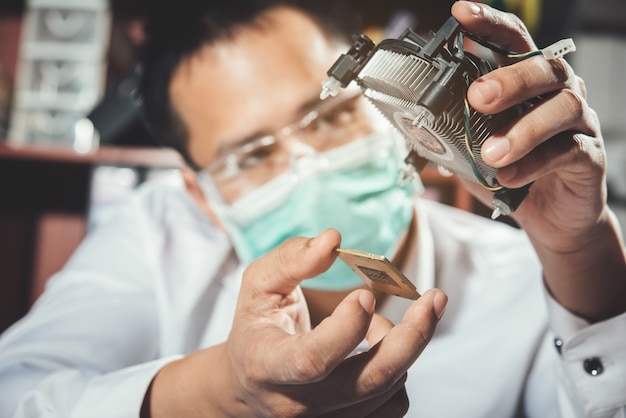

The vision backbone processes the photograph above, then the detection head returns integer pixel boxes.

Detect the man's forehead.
[169,7,344,168]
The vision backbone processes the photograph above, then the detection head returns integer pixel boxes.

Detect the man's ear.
[180,167,227,233]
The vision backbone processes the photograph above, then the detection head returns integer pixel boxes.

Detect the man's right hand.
[143,229,447,417]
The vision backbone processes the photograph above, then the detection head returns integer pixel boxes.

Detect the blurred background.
[0,0,624,332]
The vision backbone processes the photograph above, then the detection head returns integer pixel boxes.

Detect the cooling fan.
[321,16,575,219]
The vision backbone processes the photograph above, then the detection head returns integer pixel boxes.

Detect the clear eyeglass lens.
[208,94,371,201]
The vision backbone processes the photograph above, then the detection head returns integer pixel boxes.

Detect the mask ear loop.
[196,168,258,230]
[187,169,229,233]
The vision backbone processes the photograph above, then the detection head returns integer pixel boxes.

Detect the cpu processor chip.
[335,248,420,300]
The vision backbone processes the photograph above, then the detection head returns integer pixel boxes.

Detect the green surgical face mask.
[201,132,419,291]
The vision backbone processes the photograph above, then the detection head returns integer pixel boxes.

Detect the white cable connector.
[542,38,576,60]
[320,77,342,100]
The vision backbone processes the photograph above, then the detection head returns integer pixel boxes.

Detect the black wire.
[461,31,527,56]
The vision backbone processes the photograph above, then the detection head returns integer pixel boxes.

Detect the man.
[1,1,625,417]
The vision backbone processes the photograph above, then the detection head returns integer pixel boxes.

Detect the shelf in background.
[0,143,184,333]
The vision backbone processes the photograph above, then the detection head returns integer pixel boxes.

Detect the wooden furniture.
[419,165,474,212]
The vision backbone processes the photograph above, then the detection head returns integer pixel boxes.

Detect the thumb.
[240,228,341,298]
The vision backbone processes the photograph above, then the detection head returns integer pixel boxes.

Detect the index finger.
[453,2,581,115]
[451,1,536,54]
[308,289,448,408]
[468,56,576,114]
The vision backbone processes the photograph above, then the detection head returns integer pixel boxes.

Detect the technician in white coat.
[0,1,625,417]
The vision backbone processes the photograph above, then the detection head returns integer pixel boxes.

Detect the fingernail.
[464,1,482,16]
[474,78,501,105]
[433,290,448,320]
[359,291,376,314]
[483,136,510,162]
[310,230,326,248]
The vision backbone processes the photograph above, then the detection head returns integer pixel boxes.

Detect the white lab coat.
[0,176,624,417]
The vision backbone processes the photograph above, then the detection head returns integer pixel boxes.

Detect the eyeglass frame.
[203,90,382,203]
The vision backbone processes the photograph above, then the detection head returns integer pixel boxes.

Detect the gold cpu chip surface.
[335,248,420,300]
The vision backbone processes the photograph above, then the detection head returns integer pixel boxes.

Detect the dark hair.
[139,0,359,169]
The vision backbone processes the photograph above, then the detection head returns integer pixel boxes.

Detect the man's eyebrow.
[215,94,324,157]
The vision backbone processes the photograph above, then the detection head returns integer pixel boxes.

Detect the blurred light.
[73,117,99,154]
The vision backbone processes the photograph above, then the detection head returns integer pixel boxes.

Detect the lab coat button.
[583,357,604,376]
[554,338,563,354]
